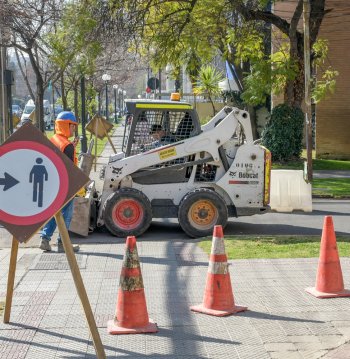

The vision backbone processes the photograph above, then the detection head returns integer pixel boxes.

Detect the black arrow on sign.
[0,172,20,191]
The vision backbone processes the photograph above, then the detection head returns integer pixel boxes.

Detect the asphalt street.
[107,198,350,242]
[149,199,349,237]
[226,198,350,236]
[0,199,349,248]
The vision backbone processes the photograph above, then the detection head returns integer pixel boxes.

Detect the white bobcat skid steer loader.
[95,99,271,238]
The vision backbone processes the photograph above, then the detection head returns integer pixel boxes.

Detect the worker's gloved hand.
[76,187,86,197]
[72,136,80,147]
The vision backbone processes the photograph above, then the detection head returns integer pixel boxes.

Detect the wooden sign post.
[3,237,18,323]
[0,123,106,359]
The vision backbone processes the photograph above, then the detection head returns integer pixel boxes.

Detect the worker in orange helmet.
[39,111,80,252]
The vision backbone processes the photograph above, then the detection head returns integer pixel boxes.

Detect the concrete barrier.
[270,170,312,212]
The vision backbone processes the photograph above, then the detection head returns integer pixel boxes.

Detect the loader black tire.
[178,188,228,238]
[103,188,152,238]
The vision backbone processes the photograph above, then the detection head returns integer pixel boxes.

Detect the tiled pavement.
[0,241,350,358]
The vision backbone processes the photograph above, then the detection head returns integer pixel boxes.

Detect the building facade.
[315,0,350,159]
[274,0,350,159]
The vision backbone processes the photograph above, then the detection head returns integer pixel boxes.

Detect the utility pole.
[303,0,313,182]
[158,69,162,100]
[0,32,8,143]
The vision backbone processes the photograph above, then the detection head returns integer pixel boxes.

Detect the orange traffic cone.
[190,225,247,316]
[305,216,350,298]
[107,236,158,334]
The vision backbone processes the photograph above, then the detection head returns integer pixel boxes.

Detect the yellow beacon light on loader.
[170,93,181,101]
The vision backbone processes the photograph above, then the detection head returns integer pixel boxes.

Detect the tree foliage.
[311,39,338,103]
[1,0,64,131]
[240,40,300,106]
[1,0,141,132]
[229,0,332,107]
[51,0,145,117]
[117,0,226,84]
[48,2,102,77]
[47,1,102,114]
[117,0,334,109]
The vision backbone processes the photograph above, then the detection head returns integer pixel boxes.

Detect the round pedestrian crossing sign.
[0,123,89,242]
[0,141,69,225]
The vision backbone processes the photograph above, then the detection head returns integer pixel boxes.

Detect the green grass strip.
[312,178,350,198]
[272,158,350,171]
[198,235,350,259]
[312,159,350,170]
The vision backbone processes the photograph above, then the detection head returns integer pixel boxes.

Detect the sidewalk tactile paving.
[31,253,87,270]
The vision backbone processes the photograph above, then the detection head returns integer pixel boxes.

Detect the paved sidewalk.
[0,124,350,358]
[0,240,350,358]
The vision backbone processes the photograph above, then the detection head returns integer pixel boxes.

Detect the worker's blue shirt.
[153,135,177,147]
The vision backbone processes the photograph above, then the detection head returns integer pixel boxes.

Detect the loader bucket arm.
[104,107,250,183]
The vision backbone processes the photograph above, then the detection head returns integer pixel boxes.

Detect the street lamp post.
[75,53,88,152]
[102,73,111,120]
[118,89,122,113]
[122,90,126,115]
[98,91,101,115]
[80,76,87,153]
[113,84,118,123]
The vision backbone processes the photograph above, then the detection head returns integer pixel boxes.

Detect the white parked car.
[21,99,53,129]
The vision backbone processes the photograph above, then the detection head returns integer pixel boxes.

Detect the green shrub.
[261,104,304,162]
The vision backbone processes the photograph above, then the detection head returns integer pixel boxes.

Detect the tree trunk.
[284,0,304,109]
[246,105,258,139]
[61,74,67,109]
[14,49,35,101]
[35,83,45,132]
[27,50,45,132]
[208,93,216,116]
[284,34,305,108]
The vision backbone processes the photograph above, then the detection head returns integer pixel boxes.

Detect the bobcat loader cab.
[121,97,201,156]
[96,95,271,238]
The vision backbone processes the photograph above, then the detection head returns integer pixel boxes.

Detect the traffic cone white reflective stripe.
[190,225,247,316]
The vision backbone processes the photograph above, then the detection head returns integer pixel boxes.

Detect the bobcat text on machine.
[72,95,272,238]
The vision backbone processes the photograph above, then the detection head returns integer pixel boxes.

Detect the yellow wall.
[194,102,225,122]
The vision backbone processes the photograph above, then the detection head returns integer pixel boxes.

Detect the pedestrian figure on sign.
[29,157,48,207]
